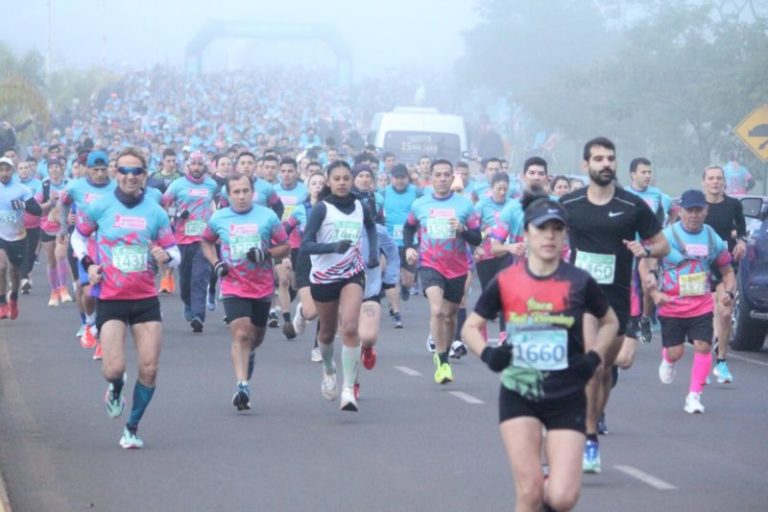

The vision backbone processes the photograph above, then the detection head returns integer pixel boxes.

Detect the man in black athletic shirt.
[702,165,746,384]
[561,137,669,473]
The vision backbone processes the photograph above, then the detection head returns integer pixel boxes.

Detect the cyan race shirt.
[162,175,219,245]
[275,181,308,221]
[383,184,422,247]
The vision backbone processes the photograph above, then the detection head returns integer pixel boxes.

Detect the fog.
[8,0,479,76]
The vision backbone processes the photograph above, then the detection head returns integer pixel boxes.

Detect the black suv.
[730,196,768,351]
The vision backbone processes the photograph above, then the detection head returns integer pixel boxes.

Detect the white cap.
[0,157,14,168]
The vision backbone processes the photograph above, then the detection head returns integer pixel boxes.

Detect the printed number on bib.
[334,220,360,242]
[679,272,707,297]
[574,251,616,285]
[113,246,148,273]
[231,235,261,260]
[392,225,404,241]
[426,208,456,240]
[0,210,17,225]
[184,220,205,236]
[510,328,568,371]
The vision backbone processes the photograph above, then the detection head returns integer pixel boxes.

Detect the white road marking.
[726,353,768,367]
[448,391,484,404]
[394,366,422,376]
[614,465,677,490]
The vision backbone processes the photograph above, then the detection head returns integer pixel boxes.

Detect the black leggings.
[20,227,40,278]
[476,256,512,333]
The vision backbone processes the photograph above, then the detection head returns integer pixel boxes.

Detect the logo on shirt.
[429,208,455,218]
[608,211,624,218]
[114,214,147,230]
[189,188,209,197]
[230,223,259,235]
[84,193,104,204]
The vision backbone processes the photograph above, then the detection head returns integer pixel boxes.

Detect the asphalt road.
[1,266,767,511]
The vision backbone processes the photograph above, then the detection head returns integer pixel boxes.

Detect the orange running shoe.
[81,325,98,349]
[92,341,103,360]
[166,273,175,293]
[158,276,170,294]
[59,287,73,303]
[48,291,60,307]
[8,300,18,320]
[0,303,9,319]
[361,346,377,370]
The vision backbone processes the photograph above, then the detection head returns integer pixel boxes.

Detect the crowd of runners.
[0,70,756,510]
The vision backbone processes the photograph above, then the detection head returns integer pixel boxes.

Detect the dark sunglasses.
[117,166,146,176]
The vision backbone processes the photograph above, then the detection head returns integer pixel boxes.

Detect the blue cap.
[679,189,707,209]
[86,150,109,168]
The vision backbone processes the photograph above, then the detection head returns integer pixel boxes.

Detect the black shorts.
[310,272,365,303]
[399,246,415,273]
[40,231,57,243]
[626,315,641,340]
[294,250,312,289]
[498,385,586,434]
[419,267,466,304]
[222,296,271,327]
[0,238,26,267]
[603,289,630,337]
[96,297,162,331]
[659,313,714,347]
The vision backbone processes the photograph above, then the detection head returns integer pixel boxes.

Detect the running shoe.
[426,334,436,353]
[190,316,204,333]
[321,363,338,400]
[449,340,468,359]
[340,387,358,412]
[75,324,86,338]
[267,310,280,328]
[433,354,454,385]
[639,317,652,344]
[392,312,403,329]
[158,276,171,294]
[713,361,733,384]
[292,303,306,335]
[0,304,9,320]
[166,274,175,293]
[8,300,18,320]
[105,381,126,419]
[399,284,410,302]
[81,325,98,349]
[658,359,676,384]
[582,440,601,473]
[206,285,216,311]
[232,383,251,411]
[361,346,377,370]
[92,342,103,361]
[310,346,322,363]
[20,278,31,294]
[48,291,60,307]
[282,321,297,340]
[119,427,143,449]
[59,287,73,303]
[597,414,608,435]
[684,392,705,414]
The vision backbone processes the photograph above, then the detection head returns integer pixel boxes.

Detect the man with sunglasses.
[60,150,117,358]
[161,151,219,333]
[71,147,180,449]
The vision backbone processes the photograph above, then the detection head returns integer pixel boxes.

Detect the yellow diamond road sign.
[735,104,768,162]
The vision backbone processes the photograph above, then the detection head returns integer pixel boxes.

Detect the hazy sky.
[9,0,480,77]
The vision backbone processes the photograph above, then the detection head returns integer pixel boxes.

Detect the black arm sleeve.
[403,221,417,250]
[300,201,337,255]
[24,197,42,216]
[584,276,610,319]
[461,226,482,247]
[473,276,502,320]
[734,199,747,238]
[272,198,285,221]
[363,205,378,264]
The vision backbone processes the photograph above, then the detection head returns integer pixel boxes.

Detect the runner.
[17,159,42,294]
[560,137,669,474]
[649,190,735,413]
[201,172,289,411]
[148,148,183,294]
[463,193,618,512]
[723,151,755,195]
[161,151,219,333]
[0,157,42,320]
[473,157,503,200]
[403,159,482,384]
[702,165,746,383]
[71,147,180,449]
[301,160,378,411]
[549,175,571,198]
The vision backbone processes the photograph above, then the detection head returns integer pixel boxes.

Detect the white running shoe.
[311,346,323,363]
[321,363,338,400]
[658,359,676,384]
[684,392,705,414]
[340,387,358,412]
[426,334,436,353]
[293,303,307,336]
[449,340,468,359]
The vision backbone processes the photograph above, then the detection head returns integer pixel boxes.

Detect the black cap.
[679,189,707,209]
[524,198,568,227]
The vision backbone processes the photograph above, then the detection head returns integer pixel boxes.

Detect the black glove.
[572,351,602,381]
[481,344,513,373]
[214,261,229,278]
[11,199,25,211]
[179,210,190,220]
[246,247,267,263]
[334,240,353,253]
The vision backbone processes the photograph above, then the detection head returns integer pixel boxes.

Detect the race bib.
[679,272,707,297]
[113,245,148,273]
[574,251,616,285]
[0,210,17,225]
[281,196,298,221]
[392,224,404,241]
[510,328,568,371]
[426,208,456,240]
[230,234,261,260]
[334,220,360,242]
[184,220,205,236]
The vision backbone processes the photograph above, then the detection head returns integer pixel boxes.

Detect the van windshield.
[384,131,461,164]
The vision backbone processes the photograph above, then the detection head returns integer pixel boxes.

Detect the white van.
[371,107,468,164]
